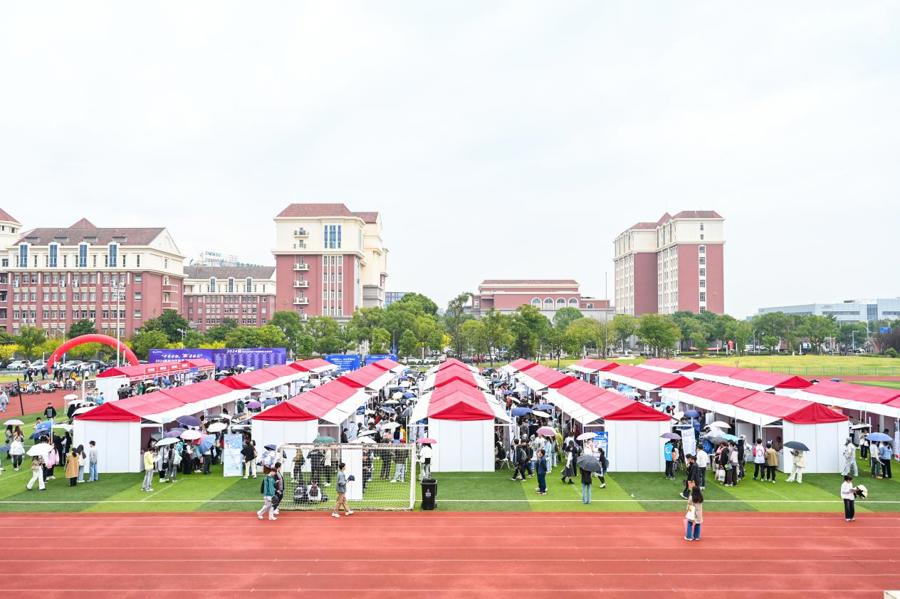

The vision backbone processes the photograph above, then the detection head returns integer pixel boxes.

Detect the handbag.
[685,505,696,521]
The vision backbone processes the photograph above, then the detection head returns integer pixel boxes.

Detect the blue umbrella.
[35,421,51,432]
[262,398,277,407]
[403,392,416,399]
[177,415,201,427]
[198,434,216,453]
[165,428,185,439]
[510,407,532,417]
[381,406,396,414]
[533,404,554,412]
[684,410,700,418]
[867,432,892,443]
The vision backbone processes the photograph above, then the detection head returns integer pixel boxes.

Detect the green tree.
[564,317,607,358]
[480,310,512,366]
[307,316,347,354]
[383,303,418,351]
[205,318,239,343]
[255,324,288,348]
[611,314,637,353]
[130,329,169,359]
[142,309,190,343]
[67,319,97,339]
[801,315,838,354]
[224,326,262,348]
[552,307,583,332]
[16,326,46,359]
[444,292,473,357]
[459,319,488,359]
[637,313,681,356]
[369,327,392,354]
[838,322,868,351]
[395,293,439,316]
[398,329,418,359]
[724,319,753,355]
[269,311,306,355]
[509,305,551,359]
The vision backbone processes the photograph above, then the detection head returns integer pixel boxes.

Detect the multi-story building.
[0,214,184,337]
[469,279,613,322]
[758,298,900,324]
[192,250,246,268]
[272,203,388,321]
[384,291,409,307]
[614,211,724,316]
[182,265,277,331]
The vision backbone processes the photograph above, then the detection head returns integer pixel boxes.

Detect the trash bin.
[421,478,438,511]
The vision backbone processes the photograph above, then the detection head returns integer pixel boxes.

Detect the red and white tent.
[597,365,693,395]
[685,366,812,395]
[95,359,216,401]
[639,358,702,374]
[338,363,396,392]
[794,381,900,419]
[567,358,620,375]
[515,364,577,392]
[501,358,538,376]
[289,358,339,374]
[371,358,404,373]
[218,365,307,395]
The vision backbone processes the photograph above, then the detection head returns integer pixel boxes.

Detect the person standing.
[718,442,732,487]
[684,480,704,541]
[332,462,353,518]
[0,388,8,413]
[786,450,806,483]
[272,462,285,516]
[65,448,80,487]
[26,455,46,491]
[764,442,778,483]
[840,475,857,522]
[43,402,57,422]
[242,440,257,479]
[595,447,608,489]
[75,444,86,483]
[10,432,25,472]
[535,449,548,495]
[752,439,766,480]
[696,446,709,490]
[257,470,277,521]
[880,443,893,479]
[663,440,674,480]
[580,466,593,504]
[682,454,700,499]
[87,441,98,482]
[842,440,858,477]
[420,443,433,480]
[141,445,155,492]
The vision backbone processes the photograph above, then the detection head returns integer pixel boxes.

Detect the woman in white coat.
[786,449,806,483]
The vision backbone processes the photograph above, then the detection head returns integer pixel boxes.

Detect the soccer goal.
[277,442,417,511]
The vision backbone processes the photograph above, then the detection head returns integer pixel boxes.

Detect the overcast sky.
[1,2,898,317]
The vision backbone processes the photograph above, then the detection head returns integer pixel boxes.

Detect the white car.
[7,360,30,370]
[30,360,47,370]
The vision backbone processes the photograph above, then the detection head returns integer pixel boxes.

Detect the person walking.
[10,432,25,472]
[595,447,608,489]
[257,470,277,521]
[580,466,593,504]
[696,446,709,490]
[75,445,86,483]
[786,449,806,483]
[880,443,893,479]
[682,454,701,499]
[752,439,766,480]
[65,448,80,487]
[141,445,156,492]
[842,440,858,477]
[684,480,704,541]
[729,441,740,487]
[87,441,98,482]
[272,462,285,516]
[840,475,858,522]
[764,442,778,483]
[26,455,46,491]
[535,449,548,495]
[0,388,8,413]
[332,462,353,518]
[420,443,433,480]
[242,439,257,479]
[664,440,674,480]
[560,442,575,484]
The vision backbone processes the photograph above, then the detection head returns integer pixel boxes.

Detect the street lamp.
[111,279,125,367]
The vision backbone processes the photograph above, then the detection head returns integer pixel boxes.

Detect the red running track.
[3,512,900,598]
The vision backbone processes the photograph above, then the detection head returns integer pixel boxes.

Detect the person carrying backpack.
[257,470,277,521]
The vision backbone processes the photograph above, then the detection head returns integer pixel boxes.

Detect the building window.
[324,224,342,249]
[698,245,706,254]
[556,298,566,307]
[49,244,59,268]
[700,292,706,302]
[227,278,234,293]
[208,277,216,293]
[568,298,578,306]
[78,243,88,268]
[531,298,541,307]
[108,243,118,267]
[18,244,28,268]
[543,298,553,308]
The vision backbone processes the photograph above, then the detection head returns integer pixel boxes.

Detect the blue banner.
[364,353,398,365]
[594,431,609,457]
[326,353,361,372]
[148,348,287,370]
[222,434,244,478]
[881,326,892,335]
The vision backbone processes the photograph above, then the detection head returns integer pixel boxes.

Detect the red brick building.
[182,265,276,331]
[470,279,612,321]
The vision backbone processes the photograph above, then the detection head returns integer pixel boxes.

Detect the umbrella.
[537,426,556,438]
[63,393,78,401]
[380,406,396,414]
[381,422,400,431]
[576,455,602,472]
[180,430,202,441]
[661,432,681,440]
[27,443,53,457]
[365,409,376,415]
[247,401,262,410]
[384,399,399,405]
[357,436,375,444]
[532,410,550,419]
[850,423,871,430]
[576,432,596,441]
[357,429,376,438]
[533,403,554,412]
[684,410,700,418]
[508,397,521,404]
[709,421,731,430]
[417,438,437,444]
[52,423,72,430]
[207,422,227,433]
[262,398,277,408]
[73,406,95,415]
[314,436,336,444]
[264,444,277,451]
[4,419,24,426]
[403,392,416,399]
[35,421,51,432]
[867,432,892,443]
[165,428,185,439]
[784,441,809,452]
[155,437,179,447]
[198,434,216,453]
[510,407,532,417]
[176,415,201,428]
[392,392,404,400]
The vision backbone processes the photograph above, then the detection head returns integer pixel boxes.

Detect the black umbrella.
[576,455,602,472]
[784,441,809,452]
[661,432,681,440]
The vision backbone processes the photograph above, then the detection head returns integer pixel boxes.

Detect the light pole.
[112,279,124,367]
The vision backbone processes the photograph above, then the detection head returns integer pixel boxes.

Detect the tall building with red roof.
[272,203,388,321]
[470,279,612,322]
[614,211,725,315]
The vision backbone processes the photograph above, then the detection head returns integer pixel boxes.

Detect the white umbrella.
[52,423,72,431]
[710,421,731,430]
[576,432,595,441]
[27,443,53,457]
[4,419,24,426]
[357,436,376,444]
[392,392,404,400]
[381,422,400,431]
[180,430,202,441]
[207,422,227,433]
[850,423,871,430]
[357,429,376,437]
[399,381,411,388]
[155,437,179,447]
[365,409,376,415]
[73,406,95,415]
[532,410,550,418]
[384,399,399,405]
[63,393,78,401]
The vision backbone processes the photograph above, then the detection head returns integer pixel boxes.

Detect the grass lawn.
[855,380,900,390]
[2,452,897,513]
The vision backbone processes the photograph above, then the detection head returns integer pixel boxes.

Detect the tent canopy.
[568,358,620,374]
[517,365,577,390]
[219,369,279,390]
[502,359,539,374]
[339,364,395,390]
[796,380,900,405]
[729,369,812,391]
[97,360,213,382]
[290,358,338,373]
[640,358,702,373]
[601,365,693,392]
[252,399,318,422]
[371,358,403,373]
[734,392,846,424]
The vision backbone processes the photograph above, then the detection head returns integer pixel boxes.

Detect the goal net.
[276,442,416,511]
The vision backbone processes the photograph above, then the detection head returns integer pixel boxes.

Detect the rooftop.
[184,265,276,280]
[16,218,166,246]
[277,203,378,220]
[480,279,580,286]
[0,209,21,224]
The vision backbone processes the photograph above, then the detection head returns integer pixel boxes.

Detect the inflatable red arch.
[47,334,139,373]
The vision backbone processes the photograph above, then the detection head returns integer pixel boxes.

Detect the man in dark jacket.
[511,440,528,481]
[682,454,701,498]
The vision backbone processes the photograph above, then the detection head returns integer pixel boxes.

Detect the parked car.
[29,360,47,370]
[7,360,30,370]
